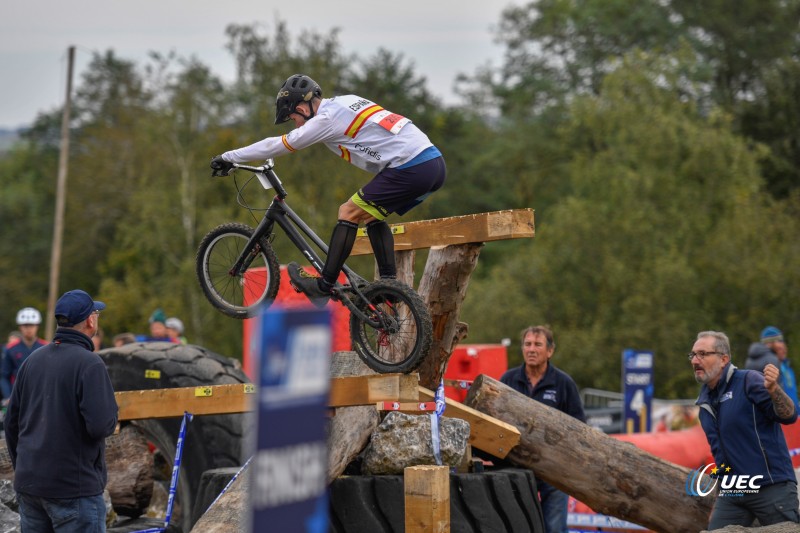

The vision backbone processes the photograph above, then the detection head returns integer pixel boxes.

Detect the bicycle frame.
[228,161,368,291]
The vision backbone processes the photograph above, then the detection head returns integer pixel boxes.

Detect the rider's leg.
[366,219,396,279]
[318,219,359,290]
[317,200,372,290]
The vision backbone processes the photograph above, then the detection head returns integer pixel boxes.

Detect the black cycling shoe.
[287,262,330,308]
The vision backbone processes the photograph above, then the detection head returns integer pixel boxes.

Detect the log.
[0,424,154,517]
[465,375,714,533]
[327,351,381,483]
[416,243,482,389]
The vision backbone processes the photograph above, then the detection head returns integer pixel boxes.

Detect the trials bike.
[195,160,432,374]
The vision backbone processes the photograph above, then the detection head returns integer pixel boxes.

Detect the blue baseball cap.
[55,289,106,327]
[760,326,784,343]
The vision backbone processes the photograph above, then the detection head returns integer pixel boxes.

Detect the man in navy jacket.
[5,289,118,532]
[692,330,799,529]
[501,325,585,533]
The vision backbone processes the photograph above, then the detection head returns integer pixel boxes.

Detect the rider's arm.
[222,112,335,163]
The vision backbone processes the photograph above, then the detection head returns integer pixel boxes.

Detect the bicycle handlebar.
[230,159,287,198]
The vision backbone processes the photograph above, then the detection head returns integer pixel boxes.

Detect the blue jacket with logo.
[500,362,586,422]
[1,337,48,399]
[696,363,797,487]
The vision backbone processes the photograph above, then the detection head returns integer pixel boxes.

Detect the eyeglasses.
[687,351,723,360]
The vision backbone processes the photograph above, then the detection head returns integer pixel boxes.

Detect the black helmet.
[275,74,323,125]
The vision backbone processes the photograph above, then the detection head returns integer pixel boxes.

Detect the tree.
[459,51,787,398]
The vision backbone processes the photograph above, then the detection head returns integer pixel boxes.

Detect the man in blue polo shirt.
[500,325,585,533]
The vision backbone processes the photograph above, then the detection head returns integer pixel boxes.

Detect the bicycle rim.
[199,228,275,318]
[350,280,432,373]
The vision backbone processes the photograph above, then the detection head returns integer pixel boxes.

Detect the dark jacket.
[1,337,48,399]
[745,342,780,373]
[500,362,586,422]
[696,363,796,487]
[4,328,118,498]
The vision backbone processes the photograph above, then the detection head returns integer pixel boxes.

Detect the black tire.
[196,222,281,319]
[349,279,432,374]
[99,343,253,532]
[328,469,545,533]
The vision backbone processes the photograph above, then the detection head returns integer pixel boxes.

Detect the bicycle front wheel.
[196,223,280,319]
[349,279,433,374]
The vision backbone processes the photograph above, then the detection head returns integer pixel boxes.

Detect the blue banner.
[622,349,654,433]
[250,306,331,533]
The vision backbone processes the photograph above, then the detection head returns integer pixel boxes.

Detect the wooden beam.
[329,373,420,407]
[116,374,421,420]
[405,465,450,533]
[351,208,534,256]
[418,386,519,458]
[116,383,257,420]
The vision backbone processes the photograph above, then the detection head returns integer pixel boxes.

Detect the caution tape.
[132,411,194,533]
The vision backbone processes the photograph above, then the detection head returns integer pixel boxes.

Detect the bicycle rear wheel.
[349,279,432,374]
[196,223,280,319]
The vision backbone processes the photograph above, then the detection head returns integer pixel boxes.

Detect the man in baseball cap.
[54,290,106,327]
[5,288,117,531]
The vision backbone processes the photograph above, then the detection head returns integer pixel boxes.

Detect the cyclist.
[211,74,446,306]
[1,308,48,401]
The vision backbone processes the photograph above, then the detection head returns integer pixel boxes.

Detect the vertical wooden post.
[46,45,75,340]
[404,465,450,533]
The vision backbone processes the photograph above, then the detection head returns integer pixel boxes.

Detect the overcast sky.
[0,1,514,130]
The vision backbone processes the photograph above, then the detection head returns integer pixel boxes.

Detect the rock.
[0,502,19,532]
[362,412,470,475]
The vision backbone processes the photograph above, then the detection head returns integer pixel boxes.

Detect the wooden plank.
[329,373,420,407]
[117,374,420,420]
[404,465,450,533]
[116,383,257,420]
[351,208,534,256]
[418,386,520,458]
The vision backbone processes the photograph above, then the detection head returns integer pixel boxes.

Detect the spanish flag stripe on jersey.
[345,104,384,138]
[339,145,351,163]
[281,135,296,152]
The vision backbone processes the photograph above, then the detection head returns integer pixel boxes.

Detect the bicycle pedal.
[289,280,303,294]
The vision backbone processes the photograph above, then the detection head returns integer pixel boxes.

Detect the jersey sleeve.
[222,112,336,163]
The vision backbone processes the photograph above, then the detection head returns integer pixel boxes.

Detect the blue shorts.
[351,152,446,220]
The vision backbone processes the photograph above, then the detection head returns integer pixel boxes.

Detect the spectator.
[92,326,105,352]
[745,326,798,409]
[136,309,178,343]
[4,289,118,532]
[113,332,136,347]
[692,330,799,529]
[500,325,586,533]
[165,317,187,344]
[1,308,48,401]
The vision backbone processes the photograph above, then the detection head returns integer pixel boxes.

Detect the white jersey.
[222,95,434,174]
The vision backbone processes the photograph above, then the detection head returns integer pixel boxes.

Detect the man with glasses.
[4,290,118,532]
[692,330,799,529]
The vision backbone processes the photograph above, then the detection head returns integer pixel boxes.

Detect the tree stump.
[416,243,482,389]
[465,374,714,533]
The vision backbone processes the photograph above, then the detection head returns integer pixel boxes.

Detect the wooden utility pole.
[46,45,75,339]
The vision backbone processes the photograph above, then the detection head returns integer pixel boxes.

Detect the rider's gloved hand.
[210,155,234,177]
